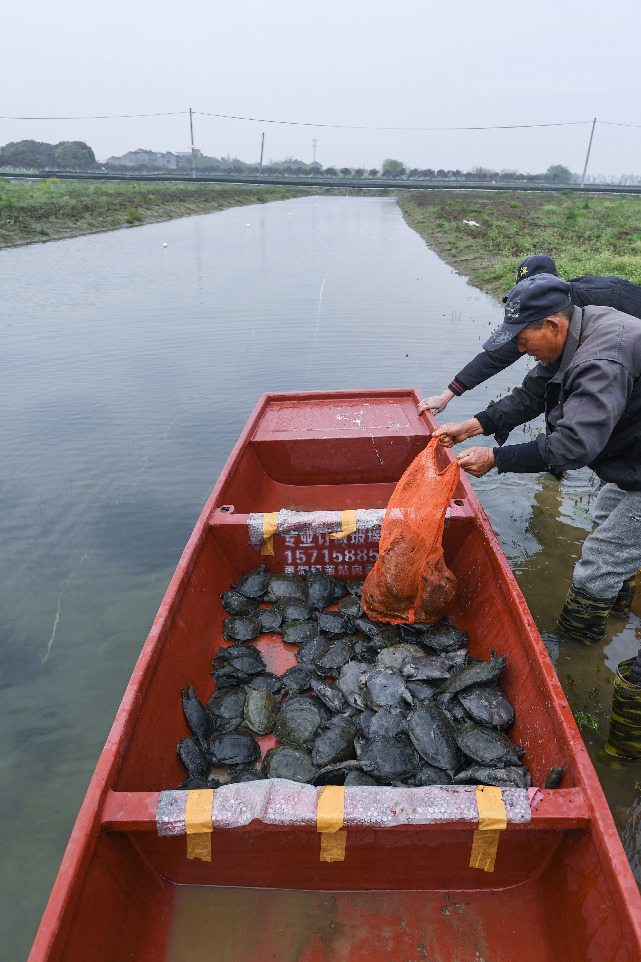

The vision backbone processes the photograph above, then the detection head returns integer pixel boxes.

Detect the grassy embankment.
[0,178,316,248]
[398,190,641,297]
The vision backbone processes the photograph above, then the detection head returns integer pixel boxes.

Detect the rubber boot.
[556,583,615,645]
[605,658,641,759]
[611,573,637,617]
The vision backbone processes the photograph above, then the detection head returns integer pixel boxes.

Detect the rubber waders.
[557,583,616,645]
[611,573,637,617]
[605,658,641,759]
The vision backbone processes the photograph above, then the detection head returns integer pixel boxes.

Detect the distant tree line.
[0,140,96,169]
[0,141,575,184]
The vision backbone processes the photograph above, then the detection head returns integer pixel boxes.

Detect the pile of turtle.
[176,565,533,790]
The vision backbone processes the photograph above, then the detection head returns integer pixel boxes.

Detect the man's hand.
[433,418,484,448]
[417,389,455,415]
[456,447,496,477]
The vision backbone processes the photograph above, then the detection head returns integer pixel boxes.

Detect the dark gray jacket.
[476,305,641,489]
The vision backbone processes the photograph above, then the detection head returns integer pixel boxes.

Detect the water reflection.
[3,195,640,959]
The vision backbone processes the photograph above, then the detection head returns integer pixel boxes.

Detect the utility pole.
[580,117,597,188]
[259,132,265,173]
[189,107,196,179]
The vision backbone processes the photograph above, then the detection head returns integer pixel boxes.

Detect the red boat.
[29,390,641,962]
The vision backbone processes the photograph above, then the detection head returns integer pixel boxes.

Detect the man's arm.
[474,360,557,438]
[449,340,523,394]
[417,342,523,415]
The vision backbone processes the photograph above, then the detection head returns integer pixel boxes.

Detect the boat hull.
[29,390,641,962]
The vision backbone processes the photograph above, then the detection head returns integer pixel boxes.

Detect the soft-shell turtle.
[211,646,265,683]
[310,677,348,713]
[346,579,365,597]
[221,590,261,616]
[330,576,350,601]
[182,685,213,742]
[243,688,278,735]
[277,599,314,623]
[338,594,363,619]
[207,687,247,731]
[405,680,438,704]
[222,613,261,643]
[257,607,283,634]
[317,611,352,638]
[544,765,564,789]
[228,768,267,783]
[280,664,313,695]
[233,565,271,599]
[314,637,355,678]
[305,570,336,610]
[312,726,356,768]
[344,769,379,786]
[453,765,531,789]
[411,763,451,786]
[359,666,414,712]
[402,649,469,682]
[458,683,515,730]
[282,620,319,647]
[315,736,419,783]
[266,573,307,603]
[262,745,316,783]
[246,672,282,695]
[178,774,220,790]
[438,650,506,695]
[370,625,402,651]
[353,615,379,638]
[296,634,329,667]
[407,703,462,776]
[377,645,425,671]
[368,708,408,739]
[208,730,261,767]
[273,700,323,746]
[352,637,379,663]
[455,722,524,767]
[337,661,370,709]
[421,620,470,653]
[177,736,211,777]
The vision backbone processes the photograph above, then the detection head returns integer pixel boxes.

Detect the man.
[432,272,641,680]
[419,255,641,418]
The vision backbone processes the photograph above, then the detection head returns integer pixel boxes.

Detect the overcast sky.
[3,0,640,176]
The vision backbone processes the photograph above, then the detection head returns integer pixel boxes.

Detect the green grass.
[398,190,641,298]
[0,178,315,247]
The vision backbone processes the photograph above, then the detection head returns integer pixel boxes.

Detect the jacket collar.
[557,306,583,377]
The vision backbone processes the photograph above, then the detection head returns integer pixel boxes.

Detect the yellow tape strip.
[469,785,507,873]
[260,512,279,556]
[185,789,214,862]
[329,510,357,540]
[320,830,347,862]
[317,785,346,862]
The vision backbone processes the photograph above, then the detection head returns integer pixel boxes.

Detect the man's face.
[516,317,567,363]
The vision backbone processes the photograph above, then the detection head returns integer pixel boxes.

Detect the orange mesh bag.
[362,437,460,624]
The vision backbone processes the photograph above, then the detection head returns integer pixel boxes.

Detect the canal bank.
[398,188,641,296]
[0,179,317,248]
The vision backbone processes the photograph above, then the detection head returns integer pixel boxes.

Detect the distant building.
[105,149,181,169]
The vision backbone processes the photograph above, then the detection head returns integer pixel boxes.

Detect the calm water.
[2,195,640,959]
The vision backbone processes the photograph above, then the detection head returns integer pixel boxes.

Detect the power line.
[0,112,188,120]
[195,112,595,132]
[0,109,638,132]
